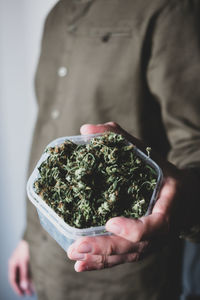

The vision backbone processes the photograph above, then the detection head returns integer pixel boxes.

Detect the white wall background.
[0,1,58,299]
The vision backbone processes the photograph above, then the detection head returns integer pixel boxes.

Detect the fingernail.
[107,222,121,234]
[72,252,85,260]
[78,242,92,253]
[80,124,92,133]
[20,281,28,290]
[105,121,113,125]
[74,261,88,272]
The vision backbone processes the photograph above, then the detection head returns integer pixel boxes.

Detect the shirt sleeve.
[147,0,200,242]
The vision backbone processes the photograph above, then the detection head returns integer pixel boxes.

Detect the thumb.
[80,122,146,150]
[105,214,167,243]
[105,178,177,242]
[80,122,121,135]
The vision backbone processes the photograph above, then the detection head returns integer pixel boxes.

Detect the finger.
[8,262,23,296]
[20,280,33,296]
[19,259,33,295]
[105,213,167,243]
[67,235,146,258]
[80,122,121,135]
[74,252,141,272]
[105,177,178,242]
[80,122,146,151]
[153,177,178,217]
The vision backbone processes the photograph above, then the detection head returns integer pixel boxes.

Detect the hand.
[8,240,34,296]
[67,122,196,272]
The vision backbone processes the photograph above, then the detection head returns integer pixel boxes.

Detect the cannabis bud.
[34,132,157,229]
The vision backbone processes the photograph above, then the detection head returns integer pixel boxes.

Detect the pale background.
[0,1,58,299]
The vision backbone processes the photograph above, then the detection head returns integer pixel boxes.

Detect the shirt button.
[58,66,68,77]
[51,109,60,120]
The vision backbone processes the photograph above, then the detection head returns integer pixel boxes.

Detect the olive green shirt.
[24,0,200,299]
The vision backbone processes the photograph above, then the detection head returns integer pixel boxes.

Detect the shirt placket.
[50,0,94,124]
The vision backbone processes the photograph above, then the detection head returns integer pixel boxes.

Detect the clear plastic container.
[27,134,163,251]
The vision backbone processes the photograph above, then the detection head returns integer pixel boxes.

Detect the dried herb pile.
[34,132,157,228]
